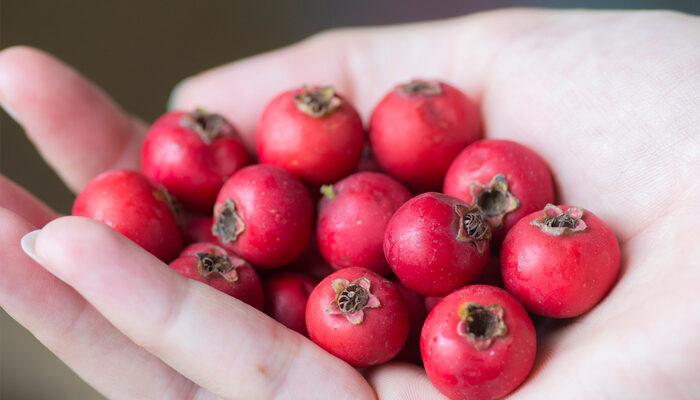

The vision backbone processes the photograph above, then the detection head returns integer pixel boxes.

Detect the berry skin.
[501,204,621,318]
[421,285,536,400]
[264,273,316,335]
[72,169,183,262]
[384,192,491,296]
[394,283,427,364]
[317,172,412,275]
[424,296,444,313]
[305,267,410,367]
[183,215,218,245]
[170,242,264,310]
[141,110,250,213]
[444,139,554,239]
[257,86,365,186]
[212,165,313,269]
[369,79,481,191]
[284,240,336,281]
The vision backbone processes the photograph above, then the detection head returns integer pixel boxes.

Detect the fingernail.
[21,230,42,263]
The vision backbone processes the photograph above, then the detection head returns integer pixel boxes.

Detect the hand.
[2,8,699,399]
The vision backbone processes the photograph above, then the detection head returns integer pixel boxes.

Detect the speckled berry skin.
[263,272,316,335]
[501,205,621,318]
[183,215,218,245]
[317,172,411,275]
[444,139,554,239]
[305,267,410,367]
[421,285,536,400]
[170,242,264,310]
[72,169,183,262]
[369,80,481,191]
[383,192,490,296]
[212,165,313,269]
[142,110,249,213]
[257,86,365,186]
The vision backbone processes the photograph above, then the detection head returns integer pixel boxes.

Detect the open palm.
[1,9,699,400]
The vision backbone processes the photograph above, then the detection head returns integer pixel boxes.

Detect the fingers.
[0,175,56,226]
[28,216,375,400]
[0,208,203,400]
[367,363,446,400]
[169,13,512,150]
[0,46,145,192]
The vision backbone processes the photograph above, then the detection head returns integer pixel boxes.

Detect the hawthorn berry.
[257,86,365,186]
[263,272,316,335]
[421,285,536,400]
[316,172,411,275]
[306,267,410,367]
[369,79,481,190]
[384,192,491,296]
[141,110,249,213]
[444,139,554,239]
[170,242,264,310]
[501,204,621,318]
[72,169,182,262]
[212,165,313,269]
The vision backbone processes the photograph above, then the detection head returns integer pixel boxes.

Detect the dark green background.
[1,1,697,399]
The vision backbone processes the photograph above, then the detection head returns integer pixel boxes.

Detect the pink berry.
[257,86,365,186]
[369,80,481,191]
[264,273,316,335]
[384,192,491,296]
[212,165,313,269]
[305,267,410,367]
[444,139,554,239]
[141,110,250,213]
[72,169,183,262]
[183,215,218,245]
[394,283,427,364]
[501,204,621,318]
[317,172,411,275]
[170,242,264,310]
[421,285,536,400]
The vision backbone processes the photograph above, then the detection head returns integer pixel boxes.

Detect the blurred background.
[1,1,698,398]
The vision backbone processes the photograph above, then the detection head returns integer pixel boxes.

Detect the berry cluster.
[73,80,620,400]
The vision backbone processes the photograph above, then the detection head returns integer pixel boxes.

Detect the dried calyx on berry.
[470,175,520,228]
[320,184,336,200]
[326,277,381,325]
[180,109,233,144]
[398,79,443,97]
[454,204,491,255]
[294,86,342,118]
[531,204,587,236]
[212,199,246,243]
[457,302,507,350]
[195,251,240,282]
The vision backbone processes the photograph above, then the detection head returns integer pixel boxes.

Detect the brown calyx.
[294,86,342,117]
[195,252,237,282]
[181,109,231,144]
[457,302,507,350]
[454,204,492,255]
[337,283,370,313]
[212,199,246,243]
[398,80,442,96]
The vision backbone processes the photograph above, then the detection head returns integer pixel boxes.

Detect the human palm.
[1,9,699,400]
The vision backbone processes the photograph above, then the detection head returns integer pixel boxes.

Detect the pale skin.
[1,8,699,400]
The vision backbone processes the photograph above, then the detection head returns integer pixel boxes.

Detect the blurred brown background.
[1,1,697,399]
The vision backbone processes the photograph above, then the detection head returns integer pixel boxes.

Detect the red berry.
[141,110,250,213]
[170,242,264,310]
[501,204,621,318]
[369,80,481,191]
[394,283,427,364]
[421,285,536,400]
[264,273,315,335]
[305,267,410,367]
[444,139,554,239]
[384,192,491,296]
[257,86,365,186]
[212,165,313,269]
[183,215,218,245]
[317,172,411,275]
[424,296,443,313]
[284,240,336,281]
[72,169,182,262]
